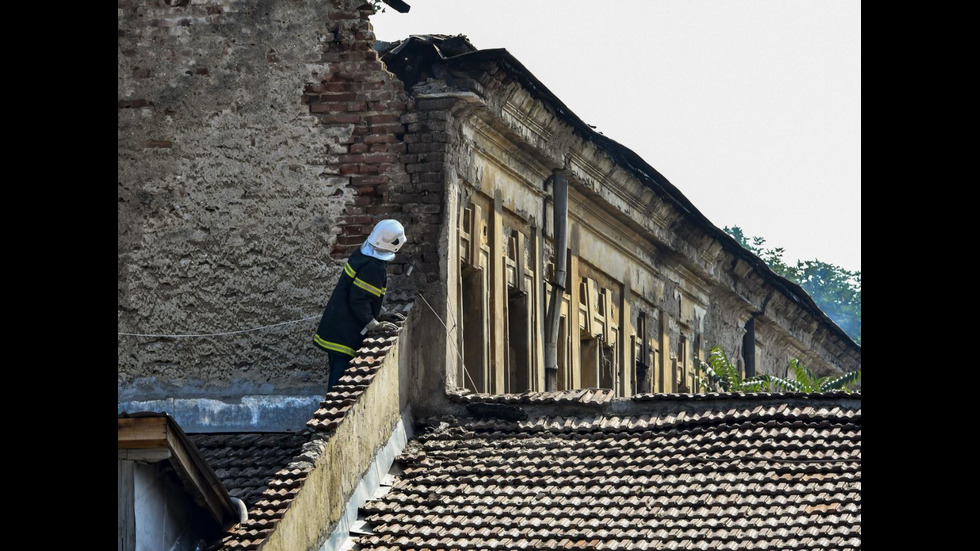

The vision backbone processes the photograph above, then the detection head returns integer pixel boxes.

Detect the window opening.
[506,285,530,393]
[634,313,649,394]
[742,316,756,378]
[460,265,487,392]
[677,335,689,392]
[557,315,568,390]
[599,338,615,390]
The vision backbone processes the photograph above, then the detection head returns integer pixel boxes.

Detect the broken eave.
[118,412,240,529]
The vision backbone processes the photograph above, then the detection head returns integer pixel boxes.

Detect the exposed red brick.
[385,143,407,155]
[362,152,398,164]
[323,92,357,102]
[310,108,361,122]
[364,134,398,145]
[414,172,445,184]
[368,144,393,154]
[366,114,401,125]
[338,153,364,164]
[345,214,375,225]
[367,123,405,134]
[407,142,438,153]
[326,82,355,92]
[351,175,387,186]
[365,204,402,214]
[360,90,399,102]
[357,81,387,91]
[336,234,364,246]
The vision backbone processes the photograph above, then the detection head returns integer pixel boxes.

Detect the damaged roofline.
[415,42,858,351]
[380,0,410,14]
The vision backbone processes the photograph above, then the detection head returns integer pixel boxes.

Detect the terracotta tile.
[355,400,860,551]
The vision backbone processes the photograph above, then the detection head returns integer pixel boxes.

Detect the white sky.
[372,0,861,273]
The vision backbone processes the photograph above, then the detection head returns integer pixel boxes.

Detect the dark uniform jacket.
[313,248,387,357]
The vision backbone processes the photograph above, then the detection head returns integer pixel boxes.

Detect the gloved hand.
[362,318,399,335]
[378,310,406,323]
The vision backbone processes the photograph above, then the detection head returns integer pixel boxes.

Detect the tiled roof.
[307,337,397,431]
[189,432,311,509]
[450,388,861,405]
[189,322,405,550]
[449,388,617,407]
[179,291,859,551]
[355,399,861,550]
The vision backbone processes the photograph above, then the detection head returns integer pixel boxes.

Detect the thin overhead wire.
[414,289,479,392]
[117,314,320,338]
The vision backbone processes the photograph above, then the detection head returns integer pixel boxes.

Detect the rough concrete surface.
[118,0,393,400]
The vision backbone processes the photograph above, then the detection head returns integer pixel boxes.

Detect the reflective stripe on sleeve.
[344,261,385,297]
[314,334,356,357]
[352,277,386,297]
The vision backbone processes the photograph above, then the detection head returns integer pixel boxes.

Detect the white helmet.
[362,219,406,260]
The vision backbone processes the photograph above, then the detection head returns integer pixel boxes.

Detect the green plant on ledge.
[767,358,861,393]
[697,346,773,393]
[697,346,861,394]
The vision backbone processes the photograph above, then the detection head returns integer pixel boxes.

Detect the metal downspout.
[544,169,568,391]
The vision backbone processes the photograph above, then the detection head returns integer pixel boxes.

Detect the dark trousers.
[327,352,353,392]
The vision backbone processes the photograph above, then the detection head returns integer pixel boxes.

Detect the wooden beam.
[118,414,239,529]
[117,416,169,449]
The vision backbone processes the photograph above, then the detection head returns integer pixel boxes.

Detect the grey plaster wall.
[118,1,391,402]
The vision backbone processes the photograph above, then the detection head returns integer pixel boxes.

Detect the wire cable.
[414,289,479,392]
[117,314,320,338]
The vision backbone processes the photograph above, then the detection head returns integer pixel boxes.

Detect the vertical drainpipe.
[544,169,568,391]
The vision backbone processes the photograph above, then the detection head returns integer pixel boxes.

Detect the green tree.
[793,260,861,344]
[724,226,861,345]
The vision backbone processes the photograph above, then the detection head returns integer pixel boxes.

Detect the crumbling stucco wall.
[117,0,413,406]
[393,50,859,401]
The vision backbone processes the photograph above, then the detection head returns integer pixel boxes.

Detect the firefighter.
[314,219,406,391]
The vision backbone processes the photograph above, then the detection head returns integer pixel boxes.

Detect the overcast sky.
[372,0,861,273]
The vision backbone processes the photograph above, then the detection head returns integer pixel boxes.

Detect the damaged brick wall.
[398,96,453,284]
[117,0,416,404]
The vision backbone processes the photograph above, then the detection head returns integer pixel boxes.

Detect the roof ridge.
[215,317,409,549]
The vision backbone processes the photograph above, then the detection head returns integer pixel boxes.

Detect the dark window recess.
[634,313,649,393]
[507,286,530,393]
[461,266,487,392]
[742,317,756,378]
